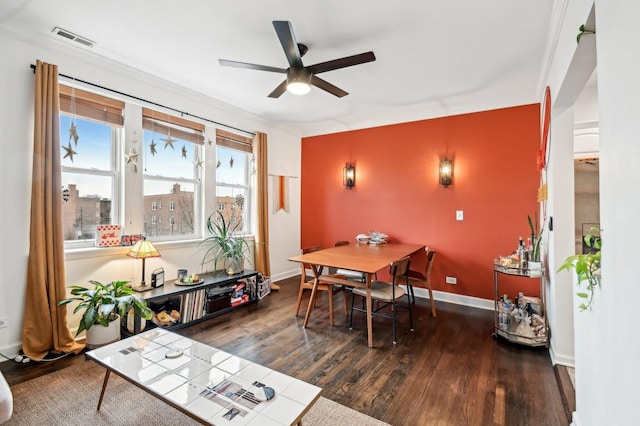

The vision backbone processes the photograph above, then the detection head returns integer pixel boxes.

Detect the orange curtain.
[253,132,276,288]
[22,60,84,359]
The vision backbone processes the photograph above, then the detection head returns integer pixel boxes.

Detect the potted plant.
[558,228,602,311]
[201,211,249,275]
[59,280,153,348]
[527,214,544,275]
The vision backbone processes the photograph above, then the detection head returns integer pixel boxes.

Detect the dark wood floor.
[2,276,569,425]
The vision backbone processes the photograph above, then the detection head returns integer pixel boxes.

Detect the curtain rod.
[29,64,255,137]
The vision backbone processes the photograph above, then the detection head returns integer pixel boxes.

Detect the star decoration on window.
[194,157,204,171]
[62,142,77,162]
[68,121,79,145]
[161,135,177,150]
[125,149,139,172]
[181,144,187,159]
[149,139,158,156]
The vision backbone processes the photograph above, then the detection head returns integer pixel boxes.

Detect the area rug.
[5,361,389,425]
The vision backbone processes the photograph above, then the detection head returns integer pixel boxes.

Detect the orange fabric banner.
[274,175,289,213]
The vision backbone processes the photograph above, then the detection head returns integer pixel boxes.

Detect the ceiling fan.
[218,21,376,98]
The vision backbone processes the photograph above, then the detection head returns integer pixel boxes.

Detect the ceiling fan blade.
[218,59,286,74]
[306,52,376,75]
[310,75,348,98]
[272,21,304,68]
[268,80,288,98]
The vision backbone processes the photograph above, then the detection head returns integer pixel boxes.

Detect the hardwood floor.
[1,276,569,425]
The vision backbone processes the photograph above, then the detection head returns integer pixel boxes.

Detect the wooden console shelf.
[124,270,259,335]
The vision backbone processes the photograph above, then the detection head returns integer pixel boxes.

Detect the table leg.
[97,369,111,411]
[366,274,373,348]
[303,266,321,327]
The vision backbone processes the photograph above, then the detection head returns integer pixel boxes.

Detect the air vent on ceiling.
[51,27,95,48]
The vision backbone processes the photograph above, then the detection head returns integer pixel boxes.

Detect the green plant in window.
[558,228,602,311]
[200,210,249,274]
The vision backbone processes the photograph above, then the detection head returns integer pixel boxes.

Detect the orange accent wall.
[301,104,541,301]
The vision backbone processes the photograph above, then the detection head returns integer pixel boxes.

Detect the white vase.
[126,308,146,334]
[86,315,121,349]
[528,261,543,277]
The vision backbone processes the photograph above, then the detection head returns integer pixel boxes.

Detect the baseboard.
[0,342,22,363]
[271,268,302,283]
[549,344,575,367]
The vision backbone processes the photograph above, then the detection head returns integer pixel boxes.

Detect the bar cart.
[492,263,548,347]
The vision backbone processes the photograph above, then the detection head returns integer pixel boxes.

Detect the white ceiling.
[0,0,556,136]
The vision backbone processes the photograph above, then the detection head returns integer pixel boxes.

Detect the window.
[59,85,124,246]
[216,129,252,234]
[142,108,204,239]
[151,215,157,225]
[151,201,158,210]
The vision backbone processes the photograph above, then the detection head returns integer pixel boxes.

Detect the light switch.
[456,210,464,221]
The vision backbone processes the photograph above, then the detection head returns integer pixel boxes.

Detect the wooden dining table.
[288,242,424,347]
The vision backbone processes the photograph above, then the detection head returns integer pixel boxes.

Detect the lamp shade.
[343,163,355,189]
[439,158,453,188]
[127,239,161,259]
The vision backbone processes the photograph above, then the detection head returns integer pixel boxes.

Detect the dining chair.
[295,246,348,326]
[349,256,414,344]
[331,240,367,282]
[406,247,437,318]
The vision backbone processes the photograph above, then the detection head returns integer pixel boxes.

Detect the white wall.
[546,0,640,425]
[581,1,640,424]
[546,106,577,367]
[0,32,302,357]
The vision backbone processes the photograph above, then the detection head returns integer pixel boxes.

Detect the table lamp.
[127,238,161,292]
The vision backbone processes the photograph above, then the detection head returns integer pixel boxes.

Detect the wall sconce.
[343,163,355,189]
[439,158,453,188]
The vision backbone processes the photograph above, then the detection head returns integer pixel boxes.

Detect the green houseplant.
[558,228,602,311]
[528,213,543,262]
[201,211,250,274]
[59,280,153,347]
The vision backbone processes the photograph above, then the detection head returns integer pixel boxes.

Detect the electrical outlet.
[0,317,8,329]
[456,210,464,221]
[445,276,457,285]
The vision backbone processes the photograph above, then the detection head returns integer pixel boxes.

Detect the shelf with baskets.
[123,270,269,336]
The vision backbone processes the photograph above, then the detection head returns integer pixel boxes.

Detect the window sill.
[64,235,255,261]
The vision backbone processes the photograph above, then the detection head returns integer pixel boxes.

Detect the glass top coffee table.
[86,329,322,425]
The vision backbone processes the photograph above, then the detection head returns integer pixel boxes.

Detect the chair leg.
[428,283,437,318]
[349,291,356,329]
[328,287,335,326]
[342,288,349,316]
[392,300,397,345]
[294,284,306,316]
[407,293,414,332]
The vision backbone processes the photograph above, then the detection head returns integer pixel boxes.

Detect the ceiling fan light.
[287,81,311,95]
[286,68,311,95]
